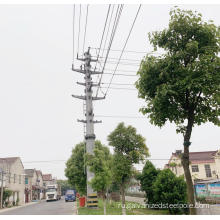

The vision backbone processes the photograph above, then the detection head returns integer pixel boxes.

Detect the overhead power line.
[95,115,145,118]
[77,4,82,55]
[22,158,172,163]
[101,82,134,86]
[98,56,142,62]
[99,60,140,66]
[72,5,75,67]
[100,86,136,91]
[104,68,138,73]
[91,47,148,54]
[82,4,89,53]
[96,4,124,97]
[98,5,115,68]
[94,5,111,71]
[104,5,142,97]
[102,72,137,77]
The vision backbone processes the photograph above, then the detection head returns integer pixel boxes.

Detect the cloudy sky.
[0,4,219,179]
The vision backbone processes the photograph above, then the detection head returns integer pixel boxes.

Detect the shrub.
[153,169,188,214]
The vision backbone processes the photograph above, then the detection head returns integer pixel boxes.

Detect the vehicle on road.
[46,184,62,202]
[65,189,76,202]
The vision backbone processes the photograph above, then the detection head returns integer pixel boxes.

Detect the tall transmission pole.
[72,47,105,208]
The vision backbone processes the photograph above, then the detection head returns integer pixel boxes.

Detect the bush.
[3,189,13,206]
[138,160,160,204]
[153,169,188,214]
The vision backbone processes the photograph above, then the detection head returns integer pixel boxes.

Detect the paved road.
[0,197,77,215]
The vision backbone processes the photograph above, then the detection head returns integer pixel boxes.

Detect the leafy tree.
[153,169,188,215]
[3,189,12,207]
[138,160,160,204]
[86,141,112,215]
[65,142,87,196]
[136,7,220,214]
[108,122,149,215]
[57,179,74,195]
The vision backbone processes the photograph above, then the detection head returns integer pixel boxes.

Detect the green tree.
[3,189,12,207]
[136,7,220,214]
[86,141,112,214]
[153,169,188,215]
[57,179,74,195]
[138,160,160,204]
[65,142,87,196]
[108,122,149,215]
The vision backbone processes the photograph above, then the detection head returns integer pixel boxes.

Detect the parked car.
[65,190,76,202]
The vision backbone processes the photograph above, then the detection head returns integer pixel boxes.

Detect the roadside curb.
[0,200,42,214]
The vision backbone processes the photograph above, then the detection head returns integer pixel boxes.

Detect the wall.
[6,159,25,205]
[169,156,219,181]
[195,182,220,198]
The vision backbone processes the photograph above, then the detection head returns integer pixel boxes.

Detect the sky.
[0,4,219,179]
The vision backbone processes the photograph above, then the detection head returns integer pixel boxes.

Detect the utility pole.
[72,47,104,208]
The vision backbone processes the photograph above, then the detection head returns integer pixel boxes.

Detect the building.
[36,170,45,199]
[166,149,220,182]
[24,169,44,201]
[42,174,56,187]
[0,157,25,206]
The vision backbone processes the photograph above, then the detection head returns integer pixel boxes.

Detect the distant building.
[36,170,45,199]
[0,157,25,205]
[166,149,220,182]
[42,174,56,187]
[24,169,45,201]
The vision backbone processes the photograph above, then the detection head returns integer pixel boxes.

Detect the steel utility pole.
[72,47,104,208]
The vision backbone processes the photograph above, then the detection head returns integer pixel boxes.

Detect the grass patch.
[77,198,169,215]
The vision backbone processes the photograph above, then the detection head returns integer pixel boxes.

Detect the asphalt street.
[0,197,77,215]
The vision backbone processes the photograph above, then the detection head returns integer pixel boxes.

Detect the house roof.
[0,157,19,165]
[25,169,36,177]
[171,150,218,164]
[0,157,24,169]
[42,174,52,181]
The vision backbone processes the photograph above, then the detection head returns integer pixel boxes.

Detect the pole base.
[87,193,98,208]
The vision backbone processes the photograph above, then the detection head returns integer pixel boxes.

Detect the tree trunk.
[103,193,106,215]
[121,185,126,215]
[181,116,196,215]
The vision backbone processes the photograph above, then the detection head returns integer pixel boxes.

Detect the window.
[192,165,199,172]
[25,177,28,184]
[204,164,212,178]
[8,173,11,183]
[14,174,16,183]
[19,175,21,184]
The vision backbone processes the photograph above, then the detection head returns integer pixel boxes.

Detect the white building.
[166,149,220,182]
[0,157,25,206]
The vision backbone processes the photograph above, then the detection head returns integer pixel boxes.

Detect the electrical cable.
[94,5,111,71]
[104,5,142,97]
[72,5,75,67]
[82,4,89,53]
[95,4,124,97]
[77,4,82,55]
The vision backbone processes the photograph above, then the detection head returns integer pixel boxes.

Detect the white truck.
[46,184,61,202]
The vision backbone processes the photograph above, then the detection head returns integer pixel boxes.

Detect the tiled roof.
[172,151,217,164]
[0,157,19,164]
[42,174,52,181]
[25,169,36,177]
